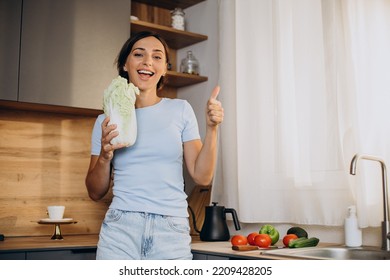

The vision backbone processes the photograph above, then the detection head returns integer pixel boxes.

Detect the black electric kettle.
[200,202,241,241]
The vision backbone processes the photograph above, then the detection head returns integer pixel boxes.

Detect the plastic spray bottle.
[344,205,362,247]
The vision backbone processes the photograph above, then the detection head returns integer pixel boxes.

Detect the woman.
[85,31,224,259]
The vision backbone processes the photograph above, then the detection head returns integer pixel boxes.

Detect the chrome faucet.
[350,154,390,251]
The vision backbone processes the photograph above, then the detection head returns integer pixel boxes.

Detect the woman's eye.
[154,56,162,60]
[134,53,143,57]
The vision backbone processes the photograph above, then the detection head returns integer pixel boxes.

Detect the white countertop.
[190,237,340,260]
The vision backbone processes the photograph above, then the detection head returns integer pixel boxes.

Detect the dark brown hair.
[115,31,170,90]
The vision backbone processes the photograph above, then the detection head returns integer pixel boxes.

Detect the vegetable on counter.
[259,224,280,245]
[254,234,272,248]
[282,234,298,247]
[286,227,308,238]
[230,234,248,246]
[288,237,320,248]
[247,232,260,246]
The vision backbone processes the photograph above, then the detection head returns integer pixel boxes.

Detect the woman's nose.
[143,56,152,66]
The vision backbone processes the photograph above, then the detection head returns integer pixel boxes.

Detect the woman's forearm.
[85,156,112,201]
[192,126,218,185]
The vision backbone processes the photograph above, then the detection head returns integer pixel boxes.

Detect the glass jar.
[180,51,199,75]
[171,8,185,30]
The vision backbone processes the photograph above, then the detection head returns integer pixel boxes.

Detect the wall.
[0,108,110,237]
[178,0,220,196]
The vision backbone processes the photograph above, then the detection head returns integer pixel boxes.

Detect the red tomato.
[254,233,272,248]
[283,234,299,247]
[230,235,248,246]
[247,232,260,246]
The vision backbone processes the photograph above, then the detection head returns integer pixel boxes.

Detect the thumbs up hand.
[206,86,224,127]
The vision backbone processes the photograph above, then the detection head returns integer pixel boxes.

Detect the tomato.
[254,233,272,248]
[283,234,299,247]
[230,234,248,246]
[247,232,260,246]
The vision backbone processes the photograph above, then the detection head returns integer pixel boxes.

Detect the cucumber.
[287,227,308,238]
[288,237,320,248]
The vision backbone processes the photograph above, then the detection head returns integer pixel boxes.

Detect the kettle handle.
[225,208,241,231]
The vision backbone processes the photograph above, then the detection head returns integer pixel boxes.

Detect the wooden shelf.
[131,20,207,49]
[0,100,103,117]
[165,71,207,88]
[132,0,205,10]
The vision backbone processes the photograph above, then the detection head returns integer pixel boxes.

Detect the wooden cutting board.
[187,185,211,236]
[232,245,259,251]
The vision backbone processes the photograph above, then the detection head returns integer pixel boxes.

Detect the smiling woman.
[85,31,224,260]
[214,0,390,228]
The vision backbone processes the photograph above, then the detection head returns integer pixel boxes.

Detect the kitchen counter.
[0,234,99,260]
[0,234,99,253]
[191,240,285,260]
[191,236,339,260]
[0,234,338,260]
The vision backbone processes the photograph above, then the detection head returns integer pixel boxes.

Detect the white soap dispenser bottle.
[344,205,362,247]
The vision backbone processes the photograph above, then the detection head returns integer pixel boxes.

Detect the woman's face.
[124,36,167,92]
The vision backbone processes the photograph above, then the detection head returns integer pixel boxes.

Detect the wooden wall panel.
[0,109,111,237]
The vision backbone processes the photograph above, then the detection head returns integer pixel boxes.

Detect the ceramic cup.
[47,205,65,220]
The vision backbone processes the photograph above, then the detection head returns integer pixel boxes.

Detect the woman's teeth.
[138,70,154,76]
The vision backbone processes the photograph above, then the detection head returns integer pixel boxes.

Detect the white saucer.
[39,218,73,223]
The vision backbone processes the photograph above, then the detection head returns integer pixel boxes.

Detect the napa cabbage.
[103,76,140,147]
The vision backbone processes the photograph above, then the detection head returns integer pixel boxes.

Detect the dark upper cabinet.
[0,0,22,101]
[7,0,130,110]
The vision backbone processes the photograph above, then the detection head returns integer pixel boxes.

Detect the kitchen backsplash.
[0,108,110,237]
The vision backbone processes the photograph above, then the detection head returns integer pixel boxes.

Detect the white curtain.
[213,0,390,227]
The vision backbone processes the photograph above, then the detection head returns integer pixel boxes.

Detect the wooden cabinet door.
[18,0,130,109]
[0,0,22,101]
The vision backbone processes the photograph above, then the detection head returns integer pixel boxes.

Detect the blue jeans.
[96,209,193,260]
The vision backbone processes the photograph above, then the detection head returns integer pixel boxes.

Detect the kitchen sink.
[261,246,390,260]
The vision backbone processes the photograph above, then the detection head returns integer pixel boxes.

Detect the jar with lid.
[180,51,199,75]
[171,8,185,31]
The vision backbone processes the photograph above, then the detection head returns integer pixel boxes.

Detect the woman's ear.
[123,66,127,72]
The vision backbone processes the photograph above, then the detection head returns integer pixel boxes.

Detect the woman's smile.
[137,69,155,79]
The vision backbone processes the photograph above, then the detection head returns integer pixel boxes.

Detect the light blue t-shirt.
[91,98,200,217]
